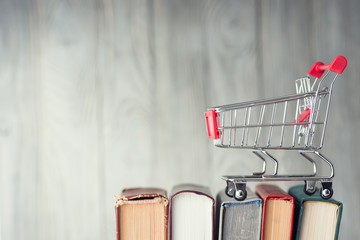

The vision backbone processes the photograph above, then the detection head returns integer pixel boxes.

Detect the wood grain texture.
[0,1,40,239]
[0,0,359,239]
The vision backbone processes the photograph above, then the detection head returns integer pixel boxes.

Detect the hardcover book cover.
[216,188,262,240]
[256,184,294,240]
[114,187,168,240]
[289,185,343,240]
[169,184,215,240]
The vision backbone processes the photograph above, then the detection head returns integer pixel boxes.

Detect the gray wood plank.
[28,1,104,239]
[0,0,40,239]
[103,1,158,238]
[260,0,314,99]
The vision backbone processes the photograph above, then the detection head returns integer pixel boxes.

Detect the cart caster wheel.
[304,181,316,195]
[321,187,333,199]
[234,189,247,201]
[304,185,316,195]
[225,182,235,198]
[320,182,333,199]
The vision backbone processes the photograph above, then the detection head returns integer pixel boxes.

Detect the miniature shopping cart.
[205,56,347,201]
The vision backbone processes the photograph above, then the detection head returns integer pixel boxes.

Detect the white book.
[169,184,215,240]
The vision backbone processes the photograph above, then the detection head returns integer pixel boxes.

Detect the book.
[169,184,215,240]
[255,184,294,240]
[114,187,168,240]
[216,188,262,240]
[288,185,343,240]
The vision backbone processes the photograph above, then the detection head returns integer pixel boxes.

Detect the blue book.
[216,188,262,240]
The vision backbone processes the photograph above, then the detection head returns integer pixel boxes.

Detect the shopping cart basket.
[205,56,347,200]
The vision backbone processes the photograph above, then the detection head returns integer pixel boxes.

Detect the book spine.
[115,205,120,240]
[164,204,169,240]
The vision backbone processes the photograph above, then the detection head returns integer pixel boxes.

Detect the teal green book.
[288,185,343,240]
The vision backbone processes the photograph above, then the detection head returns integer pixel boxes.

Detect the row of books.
[114,183,342,240]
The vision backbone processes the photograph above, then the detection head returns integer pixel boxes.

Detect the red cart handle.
[307,56,347,78]
[205,110,219,139]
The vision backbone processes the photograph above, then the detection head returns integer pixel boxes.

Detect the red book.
[256,184,294,240]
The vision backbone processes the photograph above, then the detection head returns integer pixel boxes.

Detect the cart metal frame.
[205,56,347,200]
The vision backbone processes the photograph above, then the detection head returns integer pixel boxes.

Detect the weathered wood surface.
[1,0,359,239]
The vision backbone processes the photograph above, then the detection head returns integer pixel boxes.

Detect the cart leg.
[225,180,235,198]
[252,150,278,176]
[252,151,266,176]
[234,182,247,201]
[304,180,316,195]
[320,181,333,199]
[261,150,278,176]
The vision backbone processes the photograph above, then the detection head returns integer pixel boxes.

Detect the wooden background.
[1,0,359,239]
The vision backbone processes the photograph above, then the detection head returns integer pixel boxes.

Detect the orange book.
[114,188,168,240]
[256,184,294,240]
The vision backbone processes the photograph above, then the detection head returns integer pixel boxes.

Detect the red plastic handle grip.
[204,110,219,139]
[307,56,347,78]
[293,108,311,123]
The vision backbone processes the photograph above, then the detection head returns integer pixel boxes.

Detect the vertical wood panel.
[0,0,40,239]
[34,1,105,239]
[103,1,158,237]
[259,0,317,100]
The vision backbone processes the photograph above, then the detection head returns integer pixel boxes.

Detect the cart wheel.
[234,189,247,201]
[320,181,333,199]
[304,181,316,195]
[225,182,235,198]
[320,187,333,199]
[304,185,316,195]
